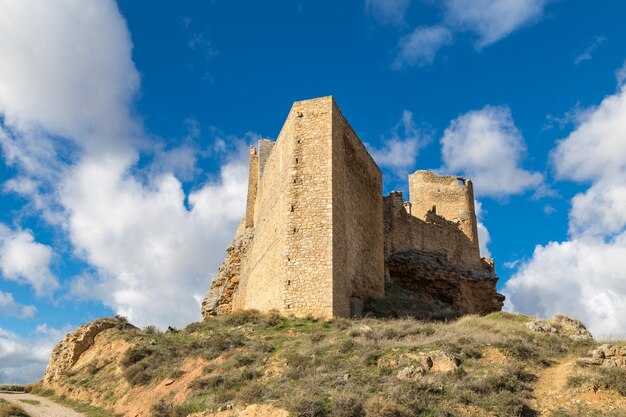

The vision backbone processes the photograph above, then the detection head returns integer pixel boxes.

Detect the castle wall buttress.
[234,97,335,317]
[331,101,384,317]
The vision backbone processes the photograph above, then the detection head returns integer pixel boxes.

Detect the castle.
[202,96,504,319]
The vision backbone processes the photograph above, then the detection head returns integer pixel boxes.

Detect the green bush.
[121,347,154,367]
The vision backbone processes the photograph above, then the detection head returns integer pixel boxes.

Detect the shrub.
[113,314,129,329]
[339,339,356,353]
[124,362,152,386]
[331,392,365,417]
[236,381,269,404]
[310,333,326,344]
[151,399,186,417]
[143,325,160,335]
[222,309,262,326]
[0,402,30,417]
[121,347,154,367]
[190,375,225,391]
[594,367,626,396]
[287,390,329,417]
[264,309,283,327]
[364,396,410,417]
[487,390,537,417]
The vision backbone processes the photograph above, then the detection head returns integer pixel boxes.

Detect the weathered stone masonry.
[202,96,504,319]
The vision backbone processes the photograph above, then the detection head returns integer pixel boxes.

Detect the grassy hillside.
[35,311,626,417]
[0,399,30,417]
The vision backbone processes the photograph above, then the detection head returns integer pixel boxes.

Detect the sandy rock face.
[525,315,593,340]
[42,318,133,386]
[202,228,254,318]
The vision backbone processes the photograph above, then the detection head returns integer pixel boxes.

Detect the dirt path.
[0,392,87,417]
[532,358,626,416]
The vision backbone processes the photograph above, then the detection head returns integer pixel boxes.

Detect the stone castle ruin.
[202,96,504,319]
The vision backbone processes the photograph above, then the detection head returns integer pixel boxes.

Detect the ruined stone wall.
[409,171,480,257]
[244,147,259,229]
[331,101,385,317]
[384,191,482,271]
[383,191,503,314]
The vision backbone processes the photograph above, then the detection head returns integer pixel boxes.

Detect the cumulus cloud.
[0,291,36,318]
[440,105,543,197]
[0,225,57,295]
[393,25,453,68]
[617,61,626,87]
[386,0,550,67]
[0,0,250,330]
[365,0,410,26]
[368,110,429,175]
[474,201,491,258]
[62,148,249,327]
[504,237,626,338]
[574,36,606,66]
[505,79,626,338]
[444,0,548,48]
[0,325,67,384]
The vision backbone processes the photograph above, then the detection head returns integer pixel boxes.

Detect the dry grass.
[0,399,30,417]
[46,310,618,417]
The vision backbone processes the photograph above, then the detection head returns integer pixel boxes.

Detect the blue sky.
[2,0,626,383]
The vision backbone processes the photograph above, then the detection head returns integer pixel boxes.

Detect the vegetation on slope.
[36,309,626,417]
[0,399,30,417]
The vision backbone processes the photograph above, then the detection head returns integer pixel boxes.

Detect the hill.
[31,311,626,417]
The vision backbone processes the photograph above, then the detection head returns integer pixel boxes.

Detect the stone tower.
[205,96,385,318]
[409,171,480,257]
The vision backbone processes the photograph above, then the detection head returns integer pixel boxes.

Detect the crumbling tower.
[408,171,480,257]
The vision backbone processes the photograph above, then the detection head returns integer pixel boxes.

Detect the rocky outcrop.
[525,315,593,340]
[42,317,135,386]
[379,350,461,379]
[577,344,626,368]
[386,250,504,315]
[201,228,254,318]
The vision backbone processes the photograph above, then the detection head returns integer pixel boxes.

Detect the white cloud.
[0,0,141,155]
[62,148,248,327]
[574,36,606,66]
[504,236,626,338]
[0,225,57,296]
[505,73,626,338]
[368,110,429,175]
[474,201,491,258]
[440,105,543,197]
[0,291,36,318]
[0,325,67,384]
[0,0,250,329]
[365,0,410,26]
[393,25,453,68]
[617,61,626,87]
[380,0,550,67]
[552,87,626,184]
[444,0,548,48]
[503,259,520,269]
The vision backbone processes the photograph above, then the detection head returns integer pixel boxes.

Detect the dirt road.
[0,392,86,417]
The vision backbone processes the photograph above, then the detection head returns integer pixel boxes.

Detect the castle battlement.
[202,97,504,319]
